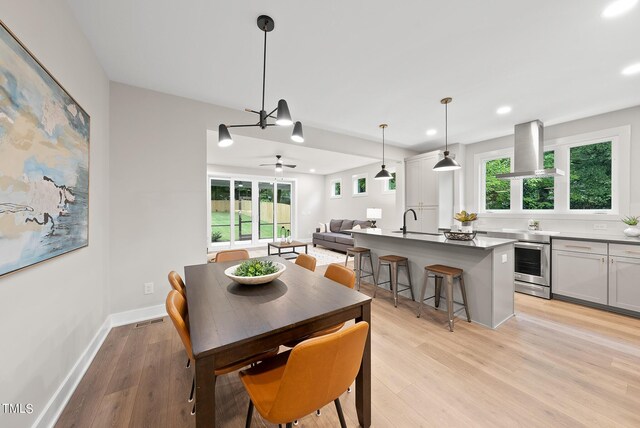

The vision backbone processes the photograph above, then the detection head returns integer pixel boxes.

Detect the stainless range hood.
[496,120,564,180]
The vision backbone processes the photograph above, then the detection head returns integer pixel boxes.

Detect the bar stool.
[345,247,376,291]
[374,255,415,307]
[417,264,471,332]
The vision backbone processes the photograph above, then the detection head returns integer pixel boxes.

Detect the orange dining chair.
[240,322,369,428]
[282,263,355,348]
[212,249,250,263]
[294,253,317,272]
[165,290,279,415]
[168,271,186,298]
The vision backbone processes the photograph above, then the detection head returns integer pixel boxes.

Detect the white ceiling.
[68,0,640,151]
[206,131,379,176]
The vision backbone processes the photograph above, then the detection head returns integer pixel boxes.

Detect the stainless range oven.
[487,230,552,299]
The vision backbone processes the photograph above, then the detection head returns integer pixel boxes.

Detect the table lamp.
[366,208,382,228]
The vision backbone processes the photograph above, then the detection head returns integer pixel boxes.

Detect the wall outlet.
[593,224,607,230]
[144,282,154,295]
[501,254,508,264]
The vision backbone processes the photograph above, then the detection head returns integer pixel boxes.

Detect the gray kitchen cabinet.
[552,248,608,304]
[402,205,438,233]
[405,154,439,207]
[405,152,442,233]
[609,245,640,312]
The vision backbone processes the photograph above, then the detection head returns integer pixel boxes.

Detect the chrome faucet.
[402,209,417,234]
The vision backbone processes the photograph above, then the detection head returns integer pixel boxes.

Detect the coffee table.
[267,240,308,259]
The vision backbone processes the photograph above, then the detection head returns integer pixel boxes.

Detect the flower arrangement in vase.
[454,210,478,233]
[622,216,640,237]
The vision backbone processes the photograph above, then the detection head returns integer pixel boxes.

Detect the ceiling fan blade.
[283,164,297,168]
[259,163,276,166]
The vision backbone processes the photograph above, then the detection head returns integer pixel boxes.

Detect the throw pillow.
[340,220,354,231]
[329,219,343,233]
[318,222,327,233]
[354,220,371,229]
[352,224,361,230]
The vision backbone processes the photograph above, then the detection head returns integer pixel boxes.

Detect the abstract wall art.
[0,20,89,277]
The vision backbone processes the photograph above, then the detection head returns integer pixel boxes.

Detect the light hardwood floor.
[56,266,640,427]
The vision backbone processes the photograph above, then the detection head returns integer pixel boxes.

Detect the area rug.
[247,245,346,266]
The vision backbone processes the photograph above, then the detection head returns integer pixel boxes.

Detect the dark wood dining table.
[184,256,372,428]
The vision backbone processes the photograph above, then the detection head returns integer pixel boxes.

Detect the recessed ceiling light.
[309,168,316,173]
[426,129,437,136]
[621,62,640,75]
[602,0,638,18]
[496,106,512,115]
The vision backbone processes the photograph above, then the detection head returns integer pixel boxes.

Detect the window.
[569,141,612,210]
[474,126,628,216]
[484,157,511,210]
[276,182,292,238]
[352,174,368,197]
[211,179,231,243]
[330,178,342,198]
[258,181,274,239]
[234,181,252,241]
[523,151,555,210]
[383,172,397,193]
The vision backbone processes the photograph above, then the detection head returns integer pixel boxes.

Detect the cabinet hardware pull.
[566,245,592,250]
[601,257,605,263]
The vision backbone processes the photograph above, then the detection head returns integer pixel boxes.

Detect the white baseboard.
[33,304,168,428]
[32,317,111,428]
[110,303,167,327]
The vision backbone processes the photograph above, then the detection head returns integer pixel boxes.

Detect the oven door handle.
[514,242,546,250]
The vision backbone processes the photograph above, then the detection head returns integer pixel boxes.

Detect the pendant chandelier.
[374,124,393,180]
[218,15,303,147]
[433,97,461,171]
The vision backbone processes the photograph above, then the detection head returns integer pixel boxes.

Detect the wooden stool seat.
[425,264,463,277]
[347,247,371,253]
[418,264,470,332]
[374,255,414,307]
[345,247,376,291]
[379,255,408,263]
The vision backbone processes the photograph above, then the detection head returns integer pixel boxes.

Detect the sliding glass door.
[210,177,293,246]
[258,182,274,240]
[234,181,252,242]
[277,183,292,238]
[211,179,231,243]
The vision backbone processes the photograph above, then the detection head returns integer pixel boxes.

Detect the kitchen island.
[350,228,516,329]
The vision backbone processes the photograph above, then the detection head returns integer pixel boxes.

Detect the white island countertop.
[348,228,516,250]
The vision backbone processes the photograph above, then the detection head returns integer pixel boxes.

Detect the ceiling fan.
[260,155,296,172]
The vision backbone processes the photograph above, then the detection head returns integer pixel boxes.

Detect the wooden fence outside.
[211,200,290,223]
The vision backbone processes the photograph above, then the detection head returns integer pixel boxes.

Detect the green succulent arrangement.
[454,210,478,223]
[234,260,280,277]
[622,216,639,226]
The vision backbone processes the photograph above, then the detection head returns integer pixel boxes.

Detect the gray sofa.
[312,219,371,252]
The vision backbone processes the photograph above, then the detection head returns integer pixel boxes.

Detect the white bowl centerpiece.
[224,260,286,285]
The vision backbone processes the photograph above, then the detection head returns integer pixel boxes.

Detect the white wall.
[324,161,405,230]
[461,105,640,234]
[206,164,325,241]
[0,2,110,427]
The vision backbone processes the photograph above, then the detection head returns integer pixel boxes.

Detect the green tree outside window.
[523,151,555,210]
[570,141,612,210]
[388,172,396,190]
[485,157,511,210]
[357,177,366,193]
